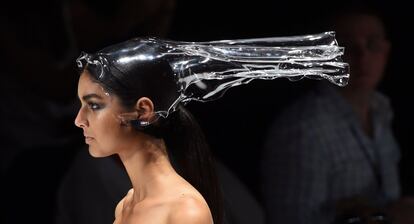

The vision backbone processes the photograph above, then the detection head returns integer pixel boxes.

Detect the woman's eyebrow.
[81,93,103,101]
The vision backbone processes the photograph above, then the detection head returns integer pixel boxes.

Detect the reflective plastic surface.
[77,32,349,119]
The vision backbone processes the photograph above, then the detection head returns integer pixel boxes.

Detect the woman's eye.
[88,102,102,110]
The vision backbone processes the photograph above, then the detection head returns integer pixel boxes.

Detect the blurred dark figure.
[260,3,414,224]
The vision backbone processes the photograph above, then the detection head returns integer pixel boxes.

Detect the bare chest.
[114,203,170,224]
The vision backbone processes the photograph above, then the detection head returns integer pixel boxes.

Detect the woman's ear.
[135,97,155,123]
[117,97,155,127]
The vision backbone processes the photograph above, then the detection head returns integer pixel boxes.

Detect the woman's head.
[77,38,180,115]
[74,38,181,157]
[75,38,230,224]
[75,70,156,157]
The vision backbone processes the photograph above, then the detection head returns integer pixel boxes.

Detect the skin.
[75,71,213,224]
[334,13,391,137]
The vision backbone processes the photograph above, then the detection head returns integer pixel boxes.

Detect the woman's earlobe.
[130,119,150,128]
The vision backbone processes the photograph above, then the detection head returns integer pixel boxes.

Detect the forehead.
[335,14,385,38]
[77,71,108,97]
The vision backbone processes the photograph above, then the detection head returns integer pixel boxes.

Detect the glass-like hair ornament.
[77,31,349,123]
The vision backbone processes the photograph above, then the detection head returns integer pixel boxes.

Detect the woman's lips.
[85,136,94,144]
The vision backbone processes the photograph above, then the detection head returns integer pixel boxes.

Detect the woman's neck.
[117,135,178,204]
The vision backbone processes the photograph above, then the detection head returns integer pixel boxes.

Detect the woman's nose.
[74,108,88,128]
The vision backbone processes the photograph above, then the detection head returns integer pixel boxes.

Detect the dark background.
[169,0,414,198]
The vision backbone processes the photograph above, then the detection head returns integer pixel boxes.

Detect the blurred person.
[260,4,414,224]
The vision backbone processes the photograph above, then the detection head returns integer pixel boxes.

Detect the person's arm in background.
[260,120,331,224]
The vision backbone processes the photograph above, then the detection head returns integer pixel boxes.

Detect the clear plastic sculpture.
[77,31,349,120]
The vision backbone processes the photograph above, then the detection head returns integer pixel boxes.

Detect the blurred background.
[171,0,414,199]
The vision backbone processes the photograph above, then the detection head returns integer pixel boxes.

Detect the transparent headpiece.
[77,31,349,121]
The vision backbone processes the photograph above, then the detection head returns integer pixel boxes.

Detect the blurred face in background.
[334,13,390,93]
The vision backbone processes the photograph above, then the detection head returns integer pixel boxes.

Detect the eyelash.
[87,102,103,110]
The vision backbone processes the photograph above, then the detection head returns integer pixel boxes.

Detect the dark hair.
[81,39,224,224]
[330,2,388,33]
[305,1,389,38]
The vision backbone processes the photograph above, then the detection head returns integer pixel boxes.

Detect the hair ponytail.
[156,105,224,224]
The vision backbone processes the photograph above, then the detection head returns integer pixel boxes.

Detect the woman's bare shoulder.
[114,188,134,219]
[167,194,213,224]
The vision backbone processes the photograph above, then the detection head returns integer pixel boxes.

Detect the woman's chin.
[88,146,111,158]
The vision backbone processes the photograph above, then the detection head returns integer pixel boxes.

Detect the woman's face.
[75,71,134,157]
